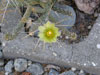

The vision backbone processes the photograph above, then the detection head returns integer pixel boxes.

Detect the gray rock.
[0,59,4,66]
[50,3,76,29]
[26,63,44,75]
[5,60,14,73]
[60,71,75,75]
[14,58,27,72]
[49,69,59,75]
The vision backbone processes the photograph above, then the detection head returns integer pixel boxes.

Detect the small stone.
[2,42,6,47]
[45,65,60,72]
[49,69,59,75]
[0,59,4,66]
[71,67,76,71]
[22,72,31,75]
[65,36,69,39]
[97,44,100,49]
[92,62,97,66]
[53,52,57,56]
[80,70,84,74]
[5,60,14,73]
[87,26,92,29]
[26,63,44,75]
[79,70,85,75]
[60,70,76,75]
[14,58,28,72]
[27,60,32,66]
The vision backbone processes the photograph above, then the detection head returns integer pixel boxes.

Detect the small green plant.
[38,21,60,43]
[0,0,77,51]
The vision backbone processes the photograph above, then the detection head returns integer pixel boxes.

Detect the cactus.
[0,0,77,42]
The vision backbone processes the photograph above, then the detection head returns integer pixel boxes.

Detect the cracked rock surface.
[1,8,100,74]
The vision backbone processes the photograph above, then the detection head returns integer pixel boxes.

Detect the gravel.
[49,69,59,75]
[60,70,76,75]
[26,63,44,75]
[5,60,14,73]
[14,58,28,72]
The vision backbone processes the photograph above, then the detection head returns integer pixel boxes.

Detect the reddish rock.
[75,0,100,14]
[22,72,31,75]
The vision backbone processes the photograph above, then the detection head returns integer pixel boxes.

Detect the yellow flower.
[38,21,60,43]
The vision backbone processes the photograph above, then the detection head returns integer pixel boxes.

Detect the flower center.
[46,30,53,37]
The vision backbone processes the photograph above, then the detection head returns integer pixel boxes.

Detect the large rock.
[75,0,100,14]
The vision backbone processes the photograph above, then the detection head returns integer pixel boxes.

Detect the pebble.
[45,65,60,72]
[49,69,59,75]
[0,59,4,66]
[79,70,85,75]
[26,63,44,75]
[71,67,76,71]
[97,44,100,49]
[60,70,76,75]
[27,60,32,66]
[5,60,14,73]
[14,58,28,72]
[80,70,84,74]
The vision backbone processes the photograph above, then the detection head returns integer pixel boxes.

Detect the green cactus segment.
[38,21,60,43]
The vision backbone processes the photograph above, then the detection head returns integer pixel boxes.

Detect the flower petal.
[38,26,45,32]
[44,21,55,28]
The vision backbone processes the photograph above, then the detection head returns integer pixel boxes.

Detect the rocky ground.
[0,44,93,75]
[0,0,100,75]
